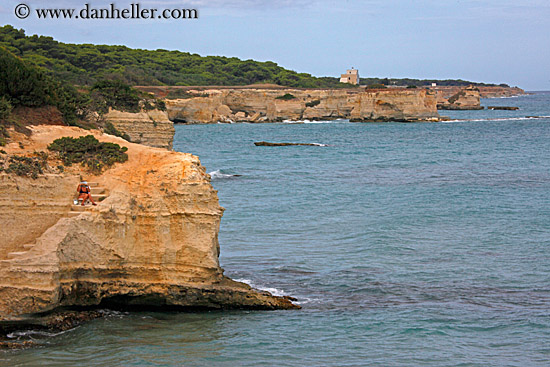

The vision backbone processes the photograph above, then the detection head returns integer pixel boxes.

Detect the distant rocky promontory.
[437,85,484,110]
[138,86,441,124]
[432,85,526,99]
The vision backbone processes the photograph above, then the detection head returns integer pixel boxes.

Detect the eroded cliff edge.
[437,85,484,110]
[104,108,175,150]
[152,88,440,124]
[0,126,298,323]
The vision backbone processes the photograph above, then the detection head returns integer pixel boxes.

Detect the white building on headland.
[340,68,359,85]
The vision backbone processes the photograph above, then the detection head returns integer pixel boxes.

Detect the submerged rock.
[254,141,325,146]
[0,310,103,349]
[487,106,519,110]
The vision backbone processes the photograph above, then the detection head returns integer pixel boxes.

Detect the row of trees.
[0,25,502,89]
[0,25,353,88]
[361,77,502,88]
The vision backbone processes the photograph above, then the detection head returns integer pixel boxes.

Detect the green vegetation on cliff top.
[0,25,353,89]
[0,44,88,125]
[0,25,503,88]
[0,44,164,133]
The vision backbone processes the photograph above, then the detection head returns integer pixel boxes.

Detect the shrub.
[48,135,128,174]
[0,96,12,121]
[0,94,13,146]
[0,127,8,146]
[90,79,142,114]
[104,122,131,142]
[305,99,321,108]
[5,154,47,179]
[89,79,164,115]
[0,46,88,124]
[406,85,417,89]
[156,99,166,111]
[275,93,296,100]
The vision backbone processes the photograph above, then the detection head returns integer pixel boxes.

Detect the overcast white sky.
[1,0,549,90]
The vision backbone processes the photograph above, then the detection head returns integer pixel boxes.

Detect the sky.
[1,0,549,90]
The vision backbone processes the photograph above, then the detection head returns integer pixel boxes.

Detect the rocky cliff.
[104,108,175,150]
[476,86,526,98]
[433,85,525,99]
[0,126,297,322]
[162,88,440,123]
[437,85,484,110]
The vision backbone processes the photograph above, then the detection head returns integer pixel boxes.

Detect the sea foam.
[234,278,288,298]
[208,169,241,179]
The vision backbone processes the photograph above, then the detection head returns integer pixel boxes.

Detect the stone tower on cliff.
[340,68,359,85]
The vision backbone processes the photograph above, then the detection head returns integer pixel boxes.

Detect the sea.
[2,92,549,366]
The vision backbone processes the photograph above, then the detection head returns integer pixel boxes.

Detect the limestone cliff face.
[349,89,439,121]
[0,126,297,321]
[104,108,175,150]
[0,174,75,259]
[165,88,440,124]
[476,86,525,98]
[437,85,483,110]
[433,86,525,99]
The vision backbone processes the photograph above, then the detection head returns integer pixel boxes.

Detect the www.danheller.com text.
[14,3,198,20]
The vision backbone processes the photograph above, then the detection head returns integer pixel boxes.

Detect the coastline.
[133,85,524,126]
[155,87,441,124]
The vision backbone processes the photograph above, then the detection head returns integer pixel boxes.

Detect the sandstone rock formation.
[104,108,175,150]
[437,85,484,110]
[163,88,440,124]
[0,126,298,322]
[477,86,525,98]
[433,85,525,99]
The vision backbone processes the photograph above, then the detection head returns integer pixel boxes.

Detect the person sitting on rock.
[77,181,97,206]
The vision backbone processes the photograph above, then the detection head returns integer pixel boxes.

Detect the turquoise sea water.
[2,92,550,366]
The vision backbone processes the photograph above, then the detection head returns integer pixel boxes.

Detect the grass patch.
[48,135,128,174]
